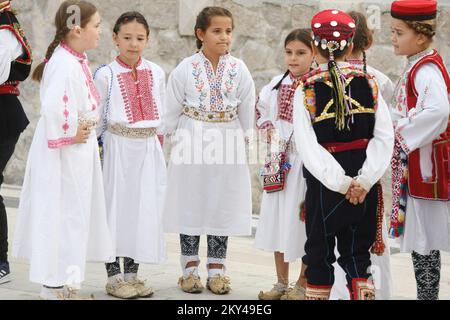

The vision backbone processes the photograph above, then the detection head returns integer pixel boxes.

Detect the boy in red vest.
[390,0,450,300]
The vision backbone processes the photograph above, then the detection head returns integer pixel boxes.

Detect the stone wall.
[5,0,450,214]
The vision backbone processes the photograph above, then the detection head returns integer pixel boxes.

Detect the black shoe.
[0,262,11,284]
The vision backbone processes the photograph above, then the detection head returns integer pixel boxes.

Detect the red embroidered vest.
[406,50,450,201]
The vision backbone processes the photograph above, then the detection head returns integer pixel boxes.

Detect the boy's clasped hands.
[345,179,368,205]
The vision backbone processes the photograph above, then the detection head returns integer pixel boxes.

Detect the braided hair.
[404,19,436,38]
[272,28,313,91]
[347,11,373,74]
[32,0,97,82]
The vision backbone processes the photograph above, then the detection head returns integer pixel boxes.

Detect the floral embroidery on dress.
[192,61,207,109]
[224,62,237,97]
[117,68,159,124]
[203,55,227,111]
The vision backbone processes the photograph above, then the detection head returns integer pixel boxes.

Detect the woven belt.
[0,81,20,95]
[321,139,369,153]
[182,105,238,123]
[108,123,156,139]
[78,118,98,128]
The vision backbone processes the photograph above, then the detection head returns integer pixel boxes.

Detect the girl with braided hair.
[12,0,114,300]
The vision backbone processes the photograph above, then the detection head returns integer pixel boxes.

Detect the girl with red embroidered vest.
[0,0,32,285]
[331,11,394,300]
[12,0,114,300]
[389,0,450,300]
[94,11,166,300]
[163,7,255,295]
[254,29,314,301]
[293,9,394,300]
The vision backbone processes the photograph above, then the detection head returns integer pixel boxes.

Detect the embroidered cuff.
[48,137,75,149]
[395,131,410,155]
[257,120,275,131]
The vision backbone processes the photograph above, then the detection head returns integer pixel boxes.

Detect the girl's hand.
[73,124,91,144]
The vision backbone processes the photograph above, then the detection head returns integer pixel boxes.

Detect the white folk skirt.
[103,131,167,264]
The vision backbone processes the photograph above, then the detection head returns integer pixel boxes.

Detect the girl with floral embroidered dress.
[163,6,255,295]
[255,29,314,301]
[94,11,166,300]
[389,0,450,300]
[12,0,114,300]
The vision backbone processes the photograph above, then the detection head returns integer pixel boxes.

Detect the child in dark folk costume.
[0,0,32,285]
[331,11,395,300]
[293,9,394,300]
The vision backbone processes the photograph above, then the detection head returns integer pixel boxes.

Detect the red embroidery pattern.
[62,92,69,133]
[259,121,275,130]
[117,68,159,124]
[80,61,100,111]
[60,41,85,59]
[395,131,410,154]
[60,42,99,111]
[277,80,299,123]
[48,137,74,149]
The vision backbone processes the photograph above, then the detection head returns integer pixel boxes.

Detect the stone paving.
[1,184,449,300]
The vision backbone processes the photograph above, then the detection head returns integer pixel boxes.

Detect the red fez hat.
[391,0,437,21]
[311,9,356,52]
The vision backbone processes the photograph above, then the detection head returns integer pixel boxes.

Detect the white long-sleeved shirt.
[0,28,23,84]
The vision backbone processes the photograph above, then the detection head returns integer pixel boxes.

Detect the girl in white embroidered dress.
[163,7,255,295]
[94,11,166,299]
[12,1,114,300]
[255,29,314,301]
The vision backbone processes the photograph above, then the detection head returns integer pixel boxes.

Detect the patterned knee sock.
[106,257,121,279]
[180,234,200,257]
[124,257,139,281]
[412,250,441,300]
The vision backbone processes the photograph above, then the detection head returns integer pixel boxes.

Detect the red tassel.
[371,183,385,256]
[300,201,306,223]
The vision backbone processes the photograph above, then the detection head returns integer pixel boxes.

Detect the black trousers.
[302,176,378,289]
[0,134,19,263]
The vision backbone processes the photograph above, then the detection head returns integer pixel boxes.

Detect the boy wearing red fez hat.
[293,9,394,300]
[389,0,450,300]
[0,0,32,285]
